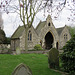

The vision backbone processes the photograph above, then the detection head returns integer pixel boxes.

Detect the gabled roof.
[56,27,64,35]
[11,26,24,39]
[36,21,46,34]
[11,21,67,39]
[35,20,65,35]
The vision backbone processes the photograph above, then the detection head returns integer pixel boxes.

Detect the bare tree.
[0,0,44,50]
[0,0,75,50]
[0,0,75,20]
[18,0,43,50]
[43,0,75,22]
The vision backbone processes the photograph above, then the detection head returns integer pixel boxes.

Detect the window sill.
[28,41,33,43]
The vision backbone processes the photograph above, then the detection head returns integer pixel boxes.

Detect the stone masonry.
[11,15,71,51]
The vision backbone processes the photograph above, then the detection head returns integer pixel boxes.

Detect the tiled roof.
[36,21,46,34]
[11,26,24,39]
[11,22,66,39]
[56,27,64,35]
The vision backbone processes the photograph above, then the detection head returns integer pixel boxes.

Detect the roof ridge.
[36,21,42,30]
[56,26,65,35]
[11,25,24,39]
[35,21,46,35]
[36,21,46,30]
[11,26,20,38]
[56,26,64,29]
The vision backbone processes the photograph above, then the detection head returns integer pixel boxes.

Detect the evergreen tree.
[60,35,75,74]
[0,28,6,44]
[68,26,75,37]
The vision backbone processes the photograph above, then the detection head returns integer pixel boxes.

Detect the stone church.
[11,15,71,51]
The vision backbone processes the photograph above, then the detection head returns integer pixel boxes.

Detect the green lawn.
[0,54,61,75]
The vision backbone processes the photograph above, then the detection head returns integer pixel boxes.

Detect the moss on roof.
[36,21,65,35]
[56,27,64,35]
[11,21,66,39]
[36,21,46,34]
[11,21,46,39]
[11,26,24,39]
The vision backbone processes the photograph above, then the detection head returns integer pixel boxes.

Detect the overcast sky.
[2,1,75,37]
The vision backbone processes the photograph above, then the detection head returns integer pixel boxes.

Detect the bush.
[6,37,11,44]
[0,28,6,44]
[68,26,75,37]
[48,48,59,69]
[60,35,75,74]
[34,44,43,50]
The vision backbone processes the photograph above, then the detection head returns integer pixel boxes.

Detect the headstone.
[48,48,59,69]
[12,63,32,75]
[16,47,21,55]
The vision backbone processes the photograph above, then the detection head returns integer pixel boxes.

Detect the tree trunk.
[25,28,28,50]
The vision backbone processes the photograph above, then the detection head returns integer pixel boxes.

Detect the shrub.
[60,35,75,74]
[34,44,43,50]
[6,37,11,44]
[48,48,59,69]
[0,28,6,44]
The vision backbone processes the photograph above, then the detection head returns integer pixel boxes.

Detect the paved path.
[52,69,69,75]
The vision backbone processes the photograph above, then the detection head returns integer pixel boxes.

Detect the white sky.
[2,1,75,37]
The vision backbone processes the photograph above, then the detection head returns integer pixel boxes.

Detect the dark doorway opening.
[56,42,59,49]
[45,32,54,50]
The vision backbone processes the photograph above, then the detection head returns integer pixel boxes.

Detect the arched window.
[28,30,32,41]
[30,34,32,41]
[48,22,50,26]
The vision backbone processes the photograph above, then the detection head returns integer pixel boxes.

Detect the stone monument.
[12,63,32,75]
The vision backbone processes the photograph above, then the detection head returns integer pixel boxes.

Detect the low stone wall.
[12,49,63,55]
[0,44,10,49]
[22,50,49,54]
[12,50,49,54]
[0,44,10,54]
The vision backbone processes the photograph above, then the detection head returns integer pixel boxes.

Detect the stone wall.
[28,26,39,50]
[20,31,25,50]
[0,44,10,53]
[39,17,59,49]
[11,39,20,51]
[0,44,10,49]
[59,26,71,49]
[11,15,71,51]
[20,26,39,50]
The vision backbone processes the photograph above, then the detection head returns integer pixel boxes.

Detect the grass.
[0,54,61,75]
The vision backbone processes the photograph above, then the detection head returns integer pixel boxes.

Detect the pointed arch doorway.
[45,32,54,50]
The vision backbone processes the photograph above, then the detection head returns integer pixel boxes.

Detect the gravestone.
[16,47,21,55]
[48,48,59,69]
[12,63,32,75]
